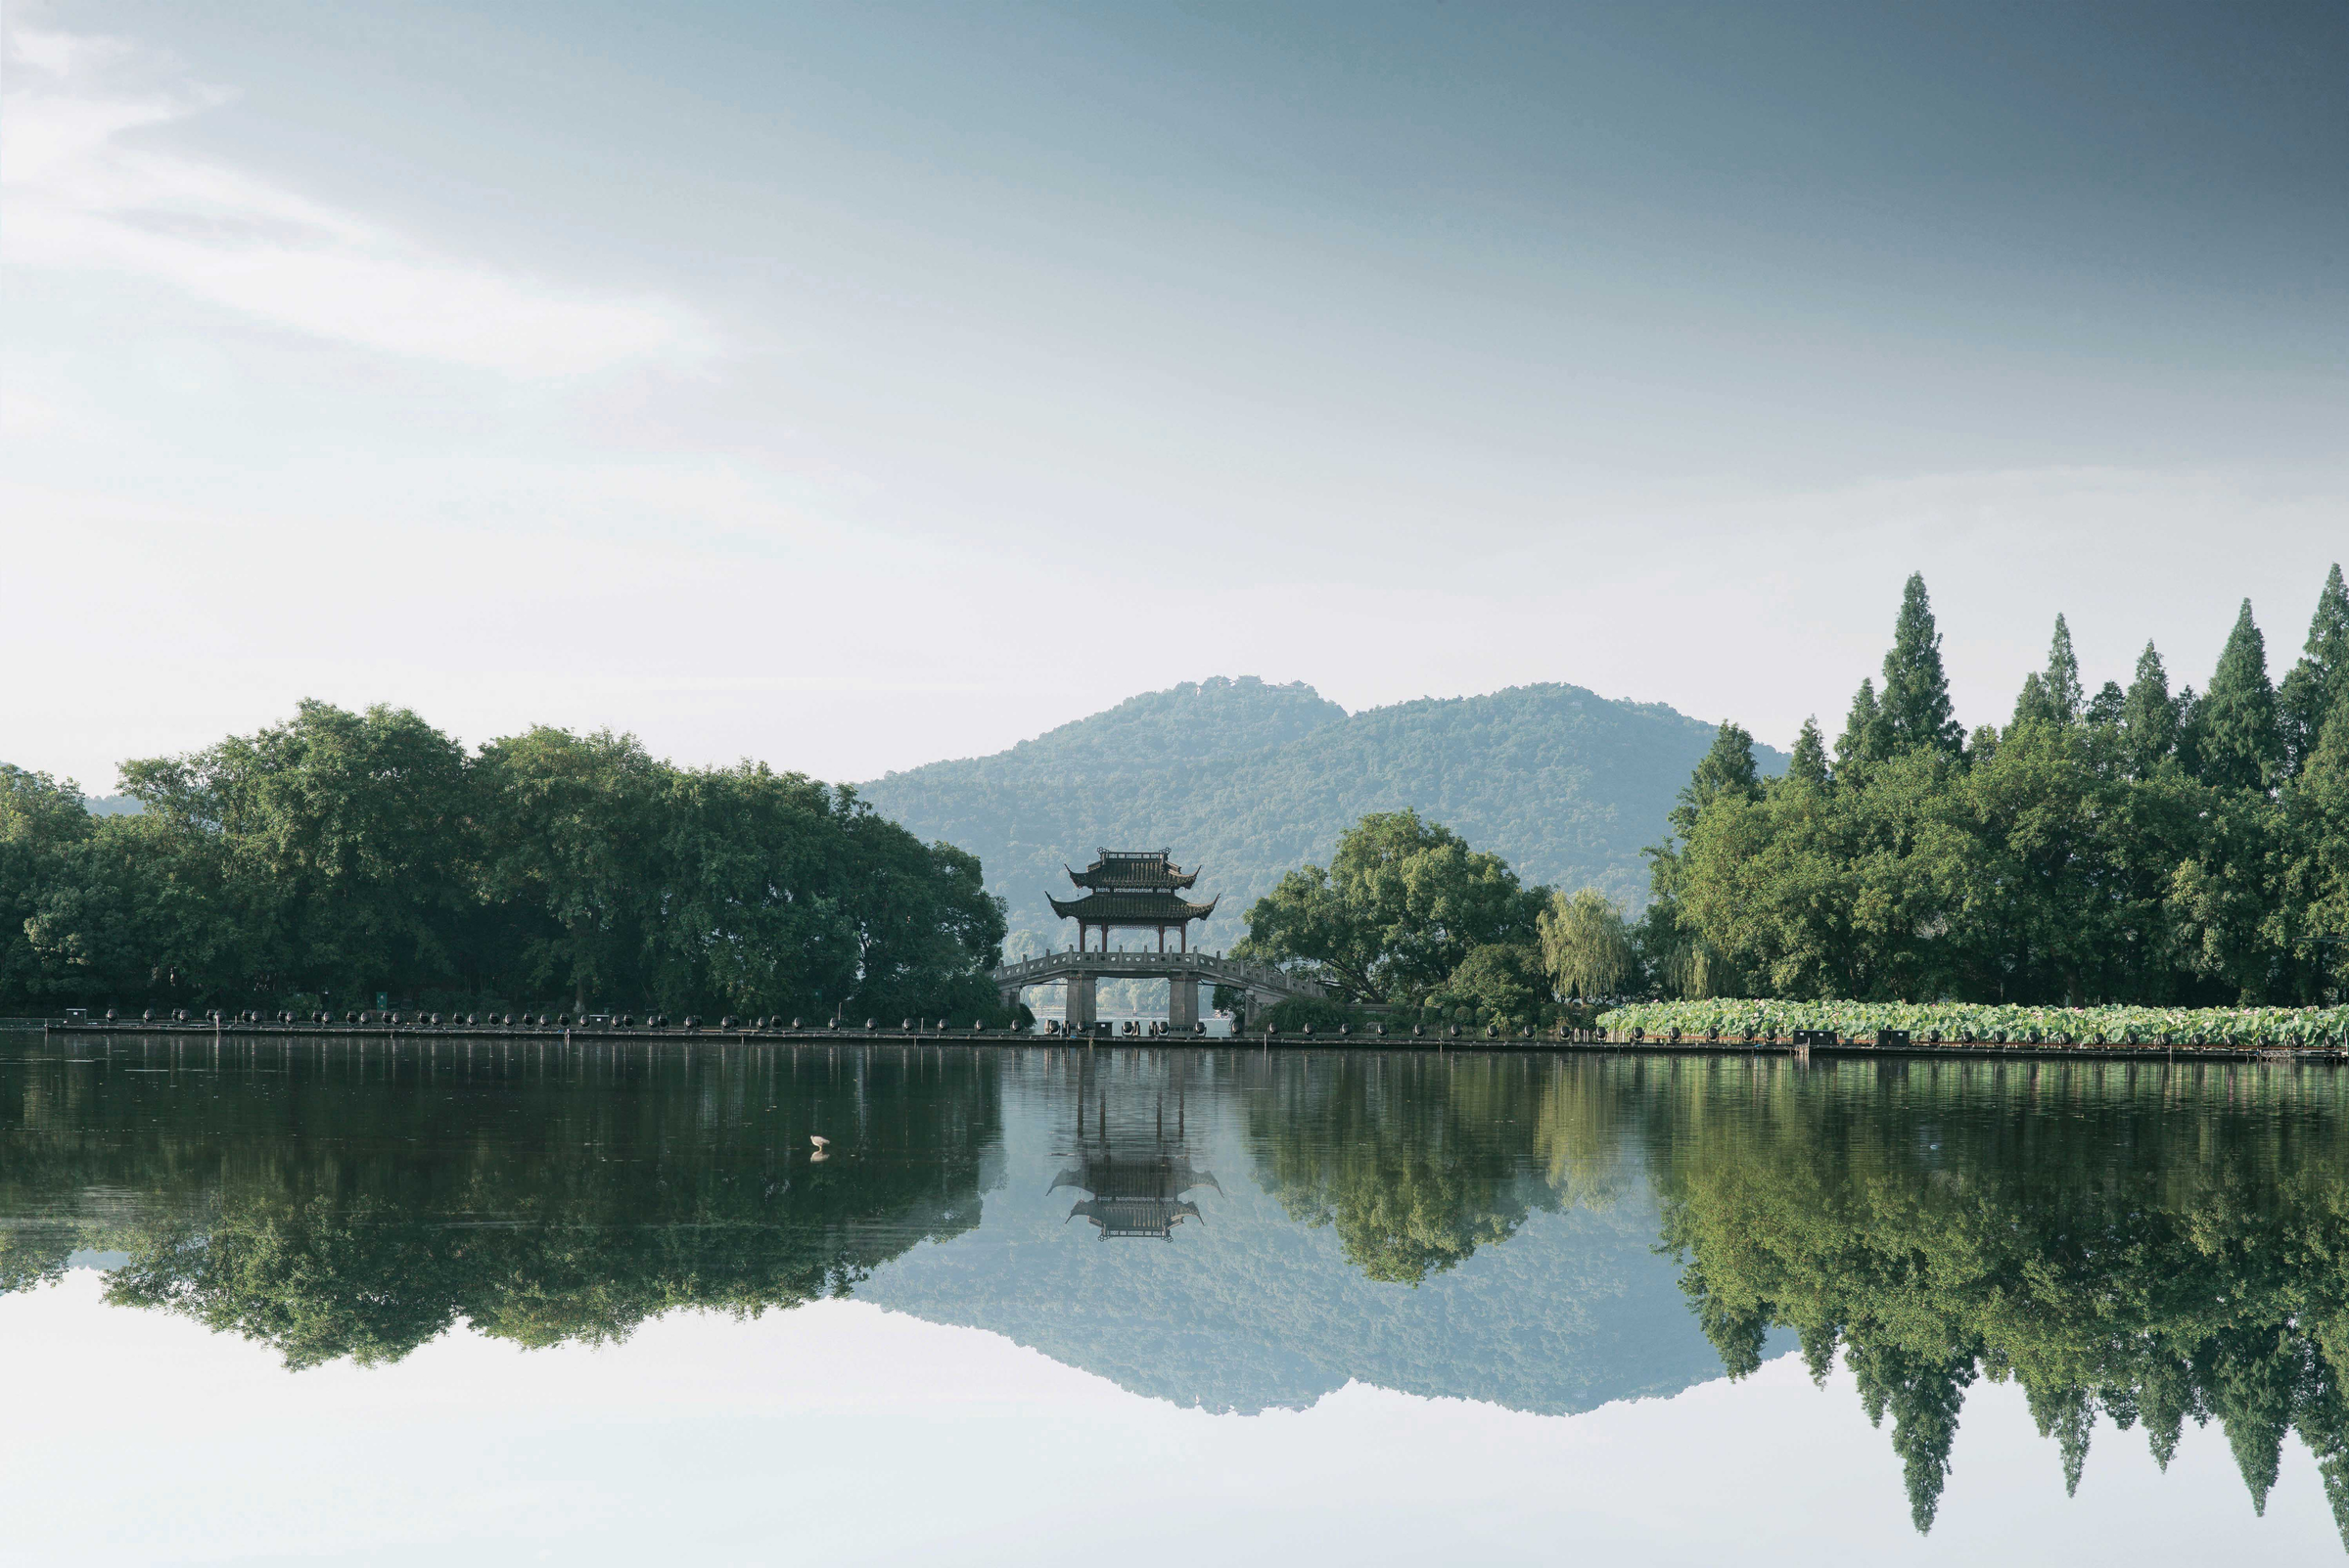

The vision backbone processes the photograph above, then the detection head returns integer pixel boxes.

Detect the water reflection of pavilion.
[1051,1080,1221,1240]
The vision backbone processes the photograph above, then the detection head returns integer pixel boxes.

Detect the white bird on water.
[809,1135,830,1161]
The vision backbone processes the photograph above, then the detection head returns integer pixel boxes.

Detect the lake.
[3,1033,2345,1564]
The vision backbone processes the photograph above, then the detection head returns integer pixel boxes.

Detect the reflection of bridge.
[990,949,1326,1029]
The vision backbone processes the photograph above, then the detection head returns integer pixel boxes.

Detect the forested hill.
[858,675,1784,959]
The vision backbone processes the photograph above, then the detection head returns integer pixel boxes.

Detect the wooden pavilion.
[1048,849,1219,953]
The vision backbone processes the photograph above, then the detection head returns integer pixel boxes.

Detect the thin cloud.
[0,22,712,377]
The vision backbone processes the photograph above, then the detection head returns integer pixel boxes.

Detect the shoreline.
[24,1020,2348,1064]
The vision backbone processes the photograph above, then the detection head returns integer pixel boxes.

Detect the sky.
[4,1,2343,790]
[9,1273,2341,1565]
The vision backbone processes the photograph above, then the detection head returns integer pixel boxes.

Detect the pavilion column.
[1168,976,1199,1030]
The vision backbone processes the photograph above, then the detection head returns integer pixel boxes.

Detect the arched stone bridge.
[990,949,1326,1029]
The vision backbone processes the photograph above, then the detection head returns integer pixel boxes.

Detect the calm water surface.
[3,1034,2346,1564]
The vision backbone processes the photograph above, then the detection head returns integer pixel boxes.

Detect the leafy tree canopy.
[0,704,1007,1022]
[1234,809,1549,1005]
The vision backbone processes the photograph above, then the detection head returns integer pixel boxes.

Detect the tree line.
[1232,566,2348,1018]
[1629,566,2349,1005]
[0,701,1009,1022]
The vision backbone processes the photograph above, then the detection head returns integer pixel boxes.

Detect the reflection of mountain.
[858,1049,1746,1415]
[0,1038,999,1366]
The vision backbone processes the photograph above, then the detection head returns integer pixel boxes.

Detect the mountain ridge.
[859,674,1783,959]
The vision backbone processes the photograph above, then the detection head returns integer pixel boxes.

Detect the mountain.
[858,675,1783,959]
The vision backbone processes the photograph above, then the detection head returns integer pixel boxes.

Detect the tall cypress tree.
[2008,616,2083,731]
[2044,615,2085,722]
[1877,574,1964,756]
[2120,641,2179,779]
[2279,563,2349,778]
[1787,716,1829,786]
[2198,599,2280,792]
[2174,682,2206,778]
[1671,721,1761,839]
[1838,679,1882,769]
[2010,671,2053,731]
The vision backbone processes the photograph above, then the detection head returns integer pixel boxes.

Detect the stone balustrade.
[988,947,1324,999]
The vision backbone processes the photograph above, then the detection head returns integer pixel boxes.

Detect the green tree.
[116,701,478,1005]
[646,767,1006,1022]
[1235,810,1547,1004]
[2199,599,2280,792]
[832,799,1008,1021]
[1787,717,1829,786]
[2120,641,2180,779]
[1538,888,1636,999]
[475,727,665,1012]
[2280,564,2349,779]
[1669,721,1763,839]
[2283,688,2349,1000]
[1836,678,1883,770]
[2043,613,2085,721]
[1436,942,1550,1023]
[1639,723,1766,999]
[2084,680,2126,732]
[2011,615,2084,729]
[0,766,97,1003]
[1875,573,1964,757]
[22,812,245,1008]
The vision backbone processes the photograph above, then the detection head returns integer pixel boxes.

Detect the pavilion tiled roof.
[1046,891,1219,924]
[1068,850,1200,891]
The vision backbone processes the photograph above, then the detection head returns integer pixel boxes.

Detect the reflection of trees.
[1248,1049,2349,1543]
[1244,1053,1561,1284]
[1631,1056,2349,1542]
[0,1038,999,1366]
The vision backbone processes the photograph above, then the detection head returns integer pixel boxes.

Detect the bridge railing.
[990,948,1324,997]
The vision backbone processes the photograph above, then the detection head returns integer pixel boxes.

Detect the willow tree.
[1539,888,1635,999]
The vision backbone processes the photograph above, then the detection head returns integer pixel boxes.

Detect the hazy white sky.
[4,3,2342,790]
[7,1273,2338,1565]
